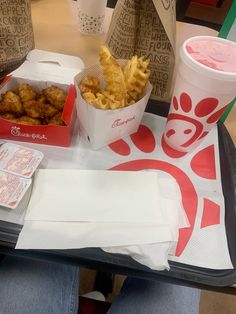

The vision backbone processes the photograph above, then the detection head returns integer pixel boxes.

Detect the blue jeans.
[0,256,79,314]
[0,256,200,314]
[108,277,200,314]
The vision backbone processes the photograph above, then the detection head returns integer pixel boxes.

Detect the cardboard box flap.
[11,49,85,85]
[26,49,84,69]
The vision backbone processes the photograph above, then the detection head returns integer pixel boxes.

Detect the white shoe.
[81,291,106,302]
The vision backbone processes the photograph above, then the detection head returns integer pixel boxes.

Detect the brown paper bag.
[106,0,176,103]
[0,0,34,79]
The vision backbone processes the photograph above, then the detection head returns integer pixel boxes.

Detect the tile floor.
[200,290,236,314]
[80,268,236,314]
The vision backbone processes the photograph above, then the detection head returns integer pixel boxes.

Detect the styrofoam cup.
[163,36,236,153]
[77,0,107,35]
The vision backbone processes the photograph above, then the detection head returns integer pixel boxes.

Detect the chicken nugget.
[0,90,24,115]
[48,112,65,126]
[18,116,41,126]
[0,112,17,121]
[18,83,37,102]
[43,86,66,110]
[43,103,59,118]
[41,118,50,125]
[23,100,44,118]
[36,93,47,105]
[0,102,4,113]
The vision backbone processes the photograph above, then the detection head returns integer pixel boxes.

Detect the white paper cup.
[163,36,236,153]
[77,0,107,35]
[74,61,152,149]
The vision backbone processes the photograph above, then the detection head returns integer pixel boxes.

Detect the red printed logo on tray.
[108,123,220,257]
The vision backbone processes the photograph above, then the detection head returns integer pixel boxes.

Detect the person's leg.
[0,255,79,314]
[108,277,200,314]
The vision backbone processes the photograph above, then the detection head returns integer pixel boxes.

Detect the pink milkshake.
[186,38,236,73]
[163,36,236,154]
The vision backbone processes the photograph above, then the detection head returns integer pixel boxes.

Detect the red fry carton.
[0,49,85,147]
[74,62,153,150]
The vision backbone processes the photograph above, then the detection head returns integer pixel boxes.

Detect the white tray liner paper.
[13,113,233,271]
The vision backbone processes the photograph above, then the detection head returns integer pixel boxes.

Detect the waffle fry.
[100,90,125,109]
[79,76,101,94]
[79,46,150,110]
[124,56,150,101]
[82,92,107,110]
[99,45,127,102]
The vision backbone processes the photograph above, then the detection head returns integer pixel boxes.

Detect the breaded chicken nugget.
[23,100,44,118]
[18,83,37,102]
[43,103,59,118]
[36,93,47,105]
[0,112,17,121]
[0,90,24,115]
[18,116,41,125]
[48,112,65,126]
[43,86,66,110]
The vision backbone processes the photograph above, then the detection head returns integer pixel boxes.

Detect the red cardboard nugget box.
[0,49,85,147]
[0,76,76,147]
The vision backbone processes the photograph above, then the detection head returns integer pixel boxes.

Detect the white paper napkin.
[103,243,173,271]
[16,169,186,271]
[16,221,173,249]
[24,169,165,223]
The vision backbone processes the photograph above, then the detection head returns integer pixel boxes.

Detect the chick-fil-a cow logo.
[162,92,229,156]
[112,116,135,128]
[11,126,47,140]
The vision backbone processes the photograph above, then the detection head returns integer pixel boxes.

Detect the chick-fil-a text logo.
[112,116,135,128]
[11,126,47,140]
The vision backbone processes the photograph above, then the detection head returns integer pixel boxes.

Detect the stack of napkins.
[16,169,188,270]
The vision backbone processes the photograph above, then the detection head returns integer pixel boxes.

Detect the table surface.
[0,0,236,292]
[31,0,236,145]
